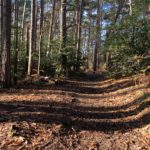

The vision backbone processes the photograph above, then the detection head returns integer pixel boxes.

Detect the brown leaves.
[0,74,150,149]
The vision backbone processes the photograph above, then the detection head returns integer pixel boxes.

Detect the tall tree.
[14,0,19,84]
[1,0,12,87]
[37,0,44,75]
[76,0,83,71]
[93,0,101,71]
[27,0,34,75]
[86,9,92,70]
[32,0,37,52]
[48,0,56,51]
[60,0,67,49]
[60,0,67,74]
[0,0,2,61]
[21,0,26,41]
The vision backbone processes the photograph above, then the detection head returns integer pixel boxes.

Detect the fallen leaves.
[0,74,149,149]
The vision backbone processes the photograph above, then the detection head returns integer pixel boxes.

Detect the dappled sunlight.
[0,75,150,149]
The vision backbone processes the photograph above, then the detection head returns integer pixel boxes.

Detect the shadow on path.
[1,78,138,95]
[0,94,149,132]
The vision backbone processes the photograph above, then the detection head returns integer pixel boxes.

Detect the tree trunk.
[27,0,34,75]
[32,0,37,52]
[48,0,56,51]
[25,25,29,74]
[37,0,44,75]
[60,0,67,74]
[126,0,132,16]
[1,0,12,88]
[60,0,67,49]
[21,0,26,41]
[76,0,83,71]
[86,9,92,70]
[14,0,19,84]
[93,0,100,72]
[0,0,2,66]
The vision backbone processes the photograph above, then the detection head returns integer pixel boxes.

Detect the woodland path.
[0,73,150,150]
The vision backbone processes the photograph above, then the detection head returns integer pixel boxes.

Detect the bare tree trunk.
[25,25,29,74]
[37,0,44,75]
[0,0,2,69]
[32,0,37,52]
[27,0,33,75]
[76,0,83,71]
[14,0,19,84]
[126,0,132,16]
[74,3,78,49]
[48,0,56,51]
[86,9,91,70]
[60,0,67,75]
[0,0,1,34]
[21,0,26,41]
[93,0,101,72]
[1,0,12,88]
[97,0,103,70]
[60,0,66,49]
[129,0,132,16]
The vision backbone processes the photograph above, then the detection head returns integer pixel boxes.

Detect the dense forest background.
[0,0,150,88]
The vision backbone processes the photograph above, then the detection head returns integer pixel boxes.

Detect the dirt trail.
[0,74,150,150]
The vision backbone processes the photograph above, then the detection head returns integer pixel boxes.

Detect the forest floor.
[0,73,150,150]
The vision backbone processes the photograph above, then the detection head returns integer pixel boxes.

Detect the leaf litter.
[0,74,149,150]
